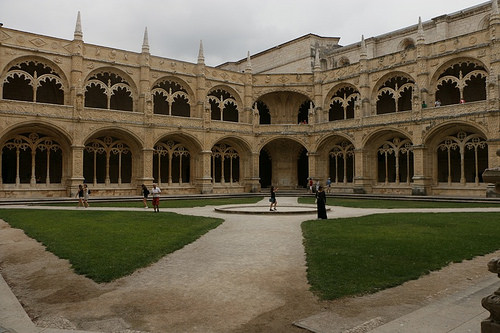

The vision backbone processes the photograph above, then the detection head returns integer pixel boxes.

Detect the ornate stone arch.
[254,87,314,102]
[210,136,252,186]
[362,128,415,185]
[84,67,138,112]
[373,72,416,114]
[152,131,203,186]
[0,122,72,186]
[207,86,242,122]
[325,83,360,121]
[83,127,142,186]
[424,122,488,186]
[2,57,69,104]
[316,134,356,185]
[151,77,194,117]
[430,58,488,106]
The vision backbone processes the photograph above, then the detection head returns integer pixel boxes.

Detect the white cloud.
[0,0,486,66]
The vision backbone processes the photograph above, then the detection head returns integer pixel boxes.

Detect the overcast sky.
[0,0,488,66]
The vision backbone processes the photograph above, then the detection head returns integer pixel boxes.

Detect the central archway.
[259,138,308,189]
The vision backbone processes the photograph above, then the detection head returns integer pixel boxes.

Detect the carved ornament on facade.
[0,29,11,42]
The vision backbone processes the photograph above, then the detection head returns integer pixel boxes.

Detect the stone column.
[196,150,213,193]
[308,151,317,182]
[411,144,432,195]
[246,151,261,192]
[69,145,85,196]
[353,148,372,194]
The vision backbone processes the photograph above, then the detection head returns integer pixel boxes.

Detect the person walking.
[315,186,327,219]
[326,177,331,193]
[76,184,84,208]
[151,183,161,212]
[83,184,90,208]
[269,186,278,211]
[141,184,150,209]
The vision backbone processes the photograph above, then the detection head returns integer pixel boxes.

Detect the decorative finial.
[245,51,252,72]
[74,11,83,41]
[360,35,367,56]
[417,17,425,42]
[142,27,150,53]
[198,40,205,64]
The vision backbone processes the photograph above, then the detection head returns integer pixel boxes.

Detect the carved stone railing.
[481,258,500,332]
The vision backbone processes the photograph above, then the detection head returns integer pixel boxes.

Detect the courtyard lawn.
[0,209,223,283]
[44,196,262,208]
[298,196,500,208]
[302,212,500,300]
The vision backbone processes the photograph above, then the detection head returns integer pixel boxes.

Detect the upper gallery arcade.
[0,1,499,198]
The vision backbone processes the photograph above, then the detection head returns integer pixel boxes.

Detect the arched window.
[85,72,133,111]
[3,61,64,104]
[256,101,271,124]
[376,76,415,114]
[329,86,359,121]
[208,89,238,122]
[1,133,62,185]
[211,143,239,184]
[437,131,487,185]
[84,136,131,185]
[153,140,190,186]
[435,62,487,106]
[329,141,355,184]
[152,80,191,117]
[377,137,414,184]
[298,101,314,124]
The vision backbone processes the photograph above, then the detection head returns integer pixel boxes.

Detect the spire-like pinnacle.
[360,35,367,55]
[142,27,150,53]
[493,0,499,15]
[198,40,205,64]
[74,11,83,41]
[245,51,252,72]
[417,17,425,42]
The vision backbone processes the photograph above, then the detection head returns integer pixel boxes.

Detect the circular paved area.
[214,203,329,214]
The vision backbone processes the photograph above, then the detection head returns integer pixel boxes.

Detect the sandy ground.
[0,201,498,333]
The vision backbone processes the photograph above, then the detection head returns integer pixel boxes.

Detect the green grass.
[302,212,500,300]
[298,196,500,208]
[44,197,262,208]
[0,209,223,283]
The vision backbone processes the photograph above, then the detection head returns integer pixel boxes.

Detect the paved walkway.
[1,197,500,332]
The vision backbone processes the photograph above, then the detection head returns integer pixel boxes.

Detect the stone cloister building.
[1,1,500,198]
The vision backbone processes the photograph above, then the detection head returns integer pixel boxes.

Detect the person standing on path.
[269,186,278,211]
[141,184,150,209]
[315,186,327,219]
[76,184,84,208]
[83,184,90,208]
[151,183,161,212]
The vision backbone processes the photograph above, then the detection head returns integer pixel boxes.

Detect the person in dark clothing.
[315,186,327,219]
[269,186,278,211]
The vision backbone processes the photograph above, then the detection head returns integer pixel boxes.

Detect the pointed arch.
[84,68,137,111]
[207,86,241,122]
[2,58,67,104]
